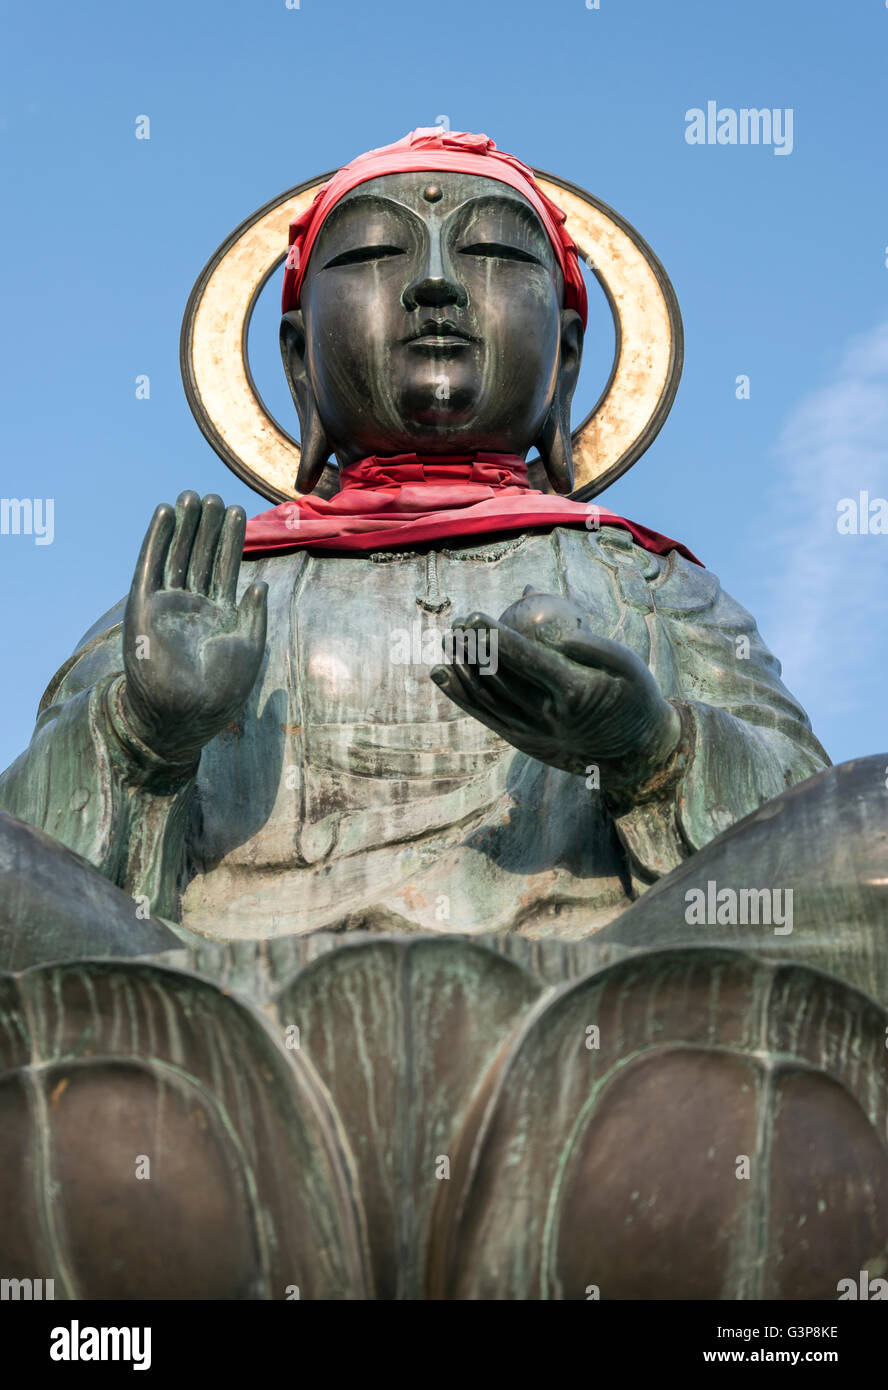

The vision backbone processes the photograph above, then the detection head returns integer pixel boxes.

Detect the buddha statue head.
[278,130,587,495]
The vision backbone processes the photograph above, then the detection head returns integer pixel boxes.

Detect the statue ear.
[280,309,334,494]
[533,309,584,495]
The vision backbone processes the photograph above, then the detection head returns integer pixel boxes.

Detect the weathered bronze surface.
[1,940,884,1298]
[180,168,681,502]
[0,165,886,1299]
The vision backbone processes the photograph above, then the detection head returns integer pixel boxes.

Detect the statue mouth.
[403,319,478,348]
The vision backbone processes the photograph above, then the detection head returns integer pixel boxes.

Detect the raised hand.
[430,589,683,796]
[121,491,268,766]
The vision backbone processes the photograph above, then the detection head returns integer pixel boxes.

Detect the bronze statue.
[0,130,885,1300]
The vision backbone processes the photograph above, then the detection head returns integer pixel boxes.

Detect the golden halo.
[180,169,683,503]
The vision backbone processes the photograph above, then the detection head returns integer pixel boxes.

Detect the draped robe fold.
[0,525,828,939]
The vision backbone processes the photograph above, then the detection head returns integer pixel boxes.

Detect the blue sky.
[1,0,886,768]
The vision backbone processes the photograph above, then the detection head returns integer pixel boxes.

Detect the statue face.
[283,171,581,466]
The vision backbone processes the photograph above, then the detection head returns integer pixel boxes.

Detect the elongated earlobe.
[280,310,334,494]
[533,401,574,495]
[295,412,333,493]
[533,309,584,495]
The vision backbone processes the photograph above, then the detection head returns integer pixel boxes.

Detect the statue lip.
[404,318,477,347]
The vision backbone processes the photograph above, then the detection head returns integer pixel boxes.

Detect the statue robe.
[0,525,828,940]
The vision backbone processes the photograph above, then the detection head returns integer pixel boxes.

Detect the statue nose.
[402,274,468,311]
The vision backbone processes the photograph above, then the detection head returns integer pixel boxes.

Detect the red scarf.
[282,129,588,326]
[242,453,703,566]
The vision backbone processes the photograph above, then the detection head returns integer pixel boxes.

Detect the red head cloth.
[281,128,588,326]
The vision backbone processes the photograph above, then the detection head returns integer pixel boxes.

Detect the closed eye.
[322,245,406,268]
[459,242,541,264]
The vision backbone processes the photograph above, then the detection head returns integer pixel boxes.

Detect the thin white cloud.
[762,321,888,726]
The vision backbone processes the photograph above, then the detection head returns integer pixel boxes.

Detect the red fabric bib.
[242,453,703,567]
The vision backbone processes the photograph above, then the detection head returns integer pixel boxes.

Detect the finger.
[459,611,629,696]
[128,502,175,618]
[460,660,540,714]
[545,629,649,683]
[164,491,202,589]
[186,494,225,593]
[442,625,542,711]
[455,614,566,692]
[432,653,535,735]
[430,664,515,742]
[448,612,516,673]
[210,505,247,605]
[482,597,634,682]
[236,581,268,648]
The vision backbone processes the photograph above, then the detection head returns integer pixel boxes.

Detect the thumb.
[542,628,651,684]
[236,581,268,647]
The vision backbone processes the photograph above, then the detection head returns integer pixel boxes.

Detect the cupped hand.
[430,589,681,793]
